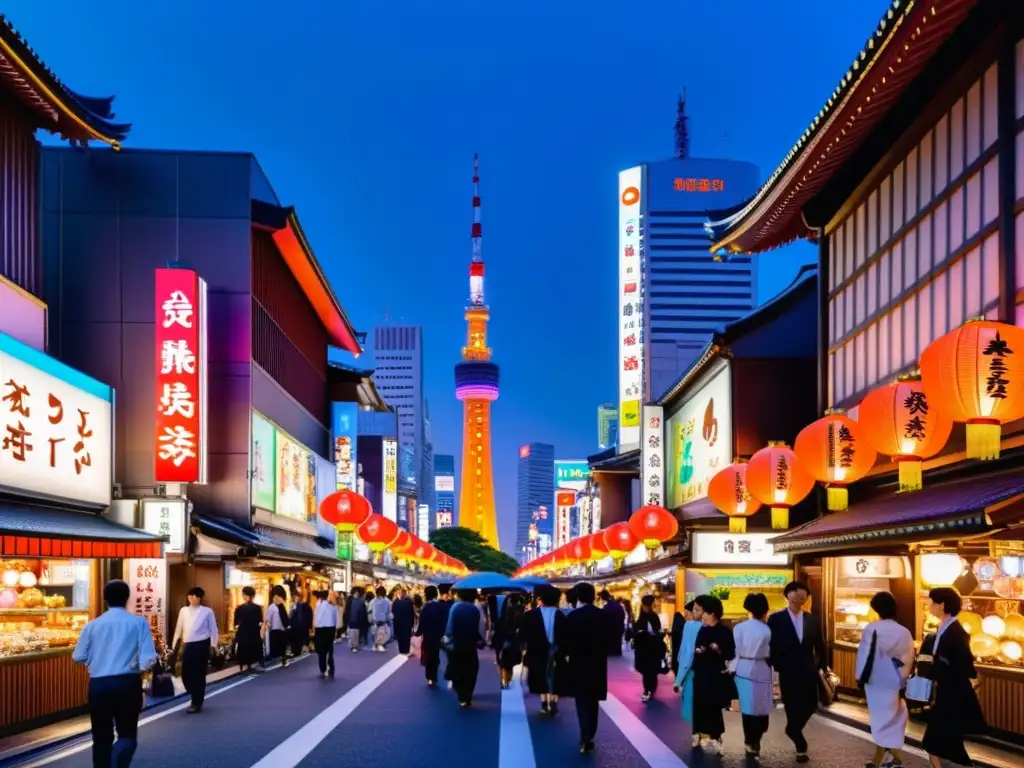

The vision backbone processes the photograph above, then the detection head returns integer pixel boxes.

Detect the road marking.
[600,693,688,768]
[21,676,257,767]
[248,654,408,768]
[813,715,932,760]
[499,666,535,768]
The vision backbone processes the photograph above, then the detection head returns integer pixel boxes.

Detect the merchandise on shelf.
[0,558,91,658]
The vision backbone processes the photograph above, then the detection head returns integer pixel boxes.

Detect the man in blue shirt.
[73,579,158,767]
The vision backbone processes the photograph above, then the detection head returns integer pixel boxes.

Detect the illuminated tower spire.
[455,153,500,550]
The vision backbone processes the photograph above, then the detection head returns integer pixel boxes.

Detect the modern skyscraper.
[433,453,456,529]
[373,325,425,519]
[421,399,435,533]
[454,154,501,550]
[617,156,759,449]
[516,443,554,563]
[597,403,618,449]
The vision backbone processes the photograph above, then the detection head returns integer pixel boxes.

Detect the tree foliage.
[429,526,519,575]
[675,88,690,160]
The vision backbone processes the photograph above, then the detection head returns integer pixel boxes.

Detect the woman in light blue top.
[732,592,774,759]
[673,599,704,739]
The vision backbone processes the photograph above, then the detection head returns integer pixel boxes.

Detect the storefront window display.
[686,532,791,622]
[833,555,911,646]
[0,558,93,658]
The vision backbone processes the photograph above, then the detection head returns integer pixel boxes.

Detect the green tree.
[429,527,519,575]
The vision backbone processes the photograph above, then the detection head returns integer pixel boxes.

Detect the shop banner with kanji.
[126,557,167,633]
[154,269,207,484]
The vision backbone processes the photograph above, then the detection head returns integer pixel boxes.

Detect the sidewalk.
[0,649,318,766]
[821,697,1023,768]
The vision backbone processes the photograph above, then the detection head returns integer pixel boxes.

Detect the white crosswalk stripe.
[498,666,536,768]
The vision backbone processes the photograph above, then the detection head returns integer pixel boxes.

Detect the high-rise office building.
[373,325,425,519]
[597,403,618,450]
[516,443,554,564]
[421,399,435,533]
[617,156,759,449]
[433,453,456,529]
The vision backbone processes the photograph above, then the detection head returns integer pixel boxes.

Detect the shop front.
[0,332,163,733]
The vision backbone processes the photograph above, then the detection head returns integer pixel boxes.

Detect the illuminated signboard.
[554,490,576,548]
[554,460,590,490]
[332,402,358,492]
[642,405,665,507]
[275,429,317,523]
[673,177,726,192]
[436,511,454,528]
[435,475,455,493]
[618,166,643,450]
[382,438,398,522]
[154,268,208,483]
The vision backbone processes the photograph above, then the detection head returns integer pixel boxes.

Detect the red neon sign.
[154,268,206,483]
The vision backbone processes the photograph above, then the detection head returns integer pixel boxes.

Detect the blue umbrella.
[509,576,550,589]
[451,572,524,592]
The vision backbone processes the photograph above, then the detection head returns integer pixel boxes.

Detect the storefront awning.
[193,515,339,567]
[0,501,164,558]
[769,474,1024,555]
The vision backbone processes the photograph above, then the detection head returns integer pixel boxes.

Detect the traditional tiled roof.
[0,14,131,147]
[706,0,976,255]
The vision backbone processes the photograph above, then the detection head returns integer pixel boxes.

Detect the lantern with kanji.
[859,375,953,492]
[920,319,1024,460]
[746,442,815,530]
[355,514,399,555]
[628,506,678,553]
[794,412,876,512]
[604,522,640,565]
[708,461,762,533]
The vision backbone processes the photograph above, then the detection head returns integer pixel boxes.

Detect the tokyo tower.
[454,153,501,550]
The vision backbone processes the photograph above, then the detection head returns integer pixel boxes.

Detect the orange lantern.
[628,506,678,551]
[604,522,639,563]
[794,412,876,512]
[356,514,399,554]
[571,537,593,564]
[318,490,371,532]
[859,376,953,492]
[390,530,412,559]
[746,442,815,530]
[589,530,610,560]
[708,461,762,533]
[920,319,1024,460]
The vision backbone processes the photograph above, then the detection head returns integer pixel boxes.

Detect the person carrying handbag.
[171,587,219,714]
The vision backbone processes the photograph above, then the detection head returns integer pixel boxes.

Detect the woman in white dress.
[731,592,774,761]
[855,591,915,768]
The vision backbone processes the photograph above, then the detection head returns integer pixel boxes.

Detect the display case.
[685,568,790,623]
[0,558,91,659]
[832,555,911,647]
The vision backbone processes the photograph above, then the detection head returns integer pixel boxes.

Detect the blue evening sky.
[13,1,889,552]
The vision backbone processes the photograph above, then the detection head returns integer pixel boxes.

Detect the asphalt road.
[15,644,937,768]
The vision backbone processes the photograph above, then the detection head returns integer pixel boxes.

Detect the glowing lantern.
[982,614,1006,638]
[970,632,999,658]
[920,553,964,587]
[571,537,593,564]
[998,640,1023,664]
[920,319,1024,460]
[794,412,876,511]
[628,506,678,552]
[958,611,983,635]
[858,377,953,492]
[708,461,763,533]
[590,530,610,560]
[391,530,412,561]
[604,522,640,564]
[745,442,815,530]
[355,514,400,554]
[318,490,372,532]
[1003,614,1024,642]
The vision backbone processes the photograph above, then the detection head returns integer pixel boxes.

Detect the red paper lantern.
[391,530,412,557]
[589,530,610,560]
[858,376,953,492]
[708,462,762,533]
[571,537,593,563]
[318,490,371,532]
[920,319,1024,460]
[604,522,639,562]
[628,506,678,551]
[745,443,814,530]
[355,514,399,553]
[794,412,877,511]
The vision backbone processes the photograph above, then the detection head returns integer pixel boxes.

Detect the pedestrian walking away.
[312,589,339,678]
[267,585,291,667]
[563,582,610,755]
[731,593,773,760]
[369,586,393,651]
[172,586,219,713]
[73,579,158,767]
[519,585,568,715]
[632,594,666,702]
[392,587,416,655]
[416,585,450,686]
[600,590,626,657]
[289,590,314,659]
[232,585,264,673]
[346,586,369,652]
[444,589,487,707]
[767,580,827,763]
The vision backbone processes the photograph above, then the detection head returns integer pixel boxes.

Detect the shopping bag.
[410,635,422,656]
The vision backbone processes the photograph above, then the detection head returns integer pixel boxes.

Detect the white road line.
[248,654,408,768]
[600,693,689,768]
[813,715,932,760]
[22,676,257,767]
[498,666,535,768]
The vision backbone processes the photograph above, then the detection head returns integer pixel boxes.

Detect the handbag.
[817,666,839,706]
[904,671,934,705]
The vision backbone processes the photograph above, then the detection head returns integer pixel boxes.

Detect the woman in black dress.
[494,594,526,689]
[691,594,736,754]
[633,595,667,702]
[519,586,568,714]
[232,585,264,672]
[922,587,985,767]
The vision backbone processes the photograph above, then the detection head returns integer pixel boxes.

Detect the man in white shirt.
[171,586,219,713]
[312,590,339,677]
[73,579,158,767]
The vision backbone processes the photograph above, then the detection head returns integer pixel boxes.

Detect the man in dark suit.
[767,581,827,764]
[599,589,625,656]
[415,586,450,686]
[565,582,610,754]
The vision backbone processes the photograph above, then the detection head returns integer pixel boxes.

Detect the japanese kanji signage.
[672,177,726,192]
[141,499,187,554]
[618,165,644,450]
[154,268,207,484]
[554,490,575,549]
[0,331,113,506]
[691,532,787,566]
[126,557,167,633]
[642,405,665,507]
[382,438,398,522]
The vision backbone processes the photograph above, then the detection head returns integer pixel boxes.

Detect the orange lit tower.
[455,153,501,550]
